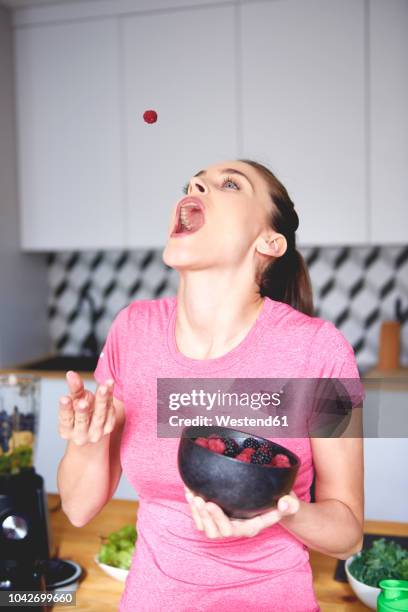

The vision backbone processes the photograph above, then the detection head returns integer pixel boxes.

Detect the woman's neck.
[174,270,265,360]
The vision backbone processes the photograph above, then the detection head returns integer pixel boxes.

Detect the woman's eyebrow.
[193,168,254,191]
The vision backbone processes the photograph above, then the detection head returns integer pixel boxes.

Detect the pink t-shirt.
[94,296,365,612]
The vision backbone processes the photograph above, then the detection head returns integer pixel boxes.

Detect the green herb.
[349,538,408,587]
[98,524,137,570]
[0,445,33,475]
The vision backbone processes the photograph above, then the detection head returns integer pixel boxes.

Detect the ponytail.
[239,159,314,317]
[260,248,314,316]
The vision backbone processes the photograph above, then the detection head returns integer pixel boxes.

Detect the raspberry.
[271,453,291,468]
[143,109,158,124]
[242,437,261,450]
[235,451,252,463]
[195,437,209,448]
[241,447,256,456]
[251,447,274,465]
[222,438,240,457]
[208,437,226,454]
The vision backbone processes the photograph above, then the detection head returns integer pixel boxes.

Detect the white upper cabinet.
[240,0,367,246]
[369,0,408,244]
[13,0,406,250]
[122,5,238,248]
[15,19,125,250]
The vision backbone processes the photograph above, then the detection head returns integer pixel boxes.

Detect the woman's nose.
[189,177,207,194]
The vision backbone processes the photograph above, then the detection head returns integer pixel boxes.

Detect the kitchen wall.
[1,0,406,525]
[45,244,408,371]
[0,5,49,369]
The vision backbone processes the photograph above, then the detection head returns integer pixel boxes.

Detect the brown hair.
[239,159,314,316]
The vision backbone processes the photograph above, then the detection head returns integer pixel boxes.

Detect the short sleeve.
[93,306,129,402]
[312,321,366,408]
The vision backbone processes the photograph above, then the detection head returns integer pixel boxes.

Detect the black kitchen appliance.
[0,374,51,610]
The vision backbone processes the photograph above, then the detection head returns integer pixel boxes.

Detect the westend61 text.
[169,415,289,427]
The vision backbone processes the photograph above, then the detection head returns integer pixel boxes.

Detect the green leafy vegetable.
[97,524,137,570]
[349,538,408,587]
[0,445,33,475]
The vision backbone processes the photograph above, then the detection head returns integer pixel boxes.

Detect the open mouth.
[171,198,206,237]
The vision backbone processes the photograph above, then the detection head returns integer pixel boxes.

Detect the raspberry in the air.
[143,110,158,124]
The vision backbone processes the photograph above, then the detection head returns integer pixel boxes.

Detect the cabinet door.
[241,0,367,245]
[123,5,238,248]
[370,0,408,243]
[15,20,125,250]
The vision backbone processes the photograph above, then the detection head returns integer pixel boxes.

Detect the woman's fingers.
[66,370,94,412]
[66,370,86,401]
[102,380,116,435]
[185,490,204,531]
[277,491,300,516]
[230,515,265,537]
[72,397,92,444]
[190,496,221,539]
[88,384,110,442]
[205,502,233,537]
[58,396,74,439]
[184,487,300,539]
[59,372,117,445]
[184,488,241,538]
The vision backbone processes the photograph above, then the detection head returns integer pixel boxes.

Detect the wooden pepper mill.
[378,298,404,371]
[378,321,401,370]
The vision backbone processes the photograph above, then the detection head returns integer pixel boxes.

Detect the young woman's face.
[163,160,274,271]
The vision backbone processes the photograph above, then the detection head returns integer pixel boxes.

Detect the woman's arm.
[57,372,126,527]
[279,405,364,560]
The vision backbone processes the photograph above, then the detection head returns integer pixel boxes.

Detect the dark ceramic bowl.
[177,425,300,519]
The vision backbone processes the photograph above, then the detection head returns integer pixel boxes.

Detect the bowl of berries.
[177,426,300,519]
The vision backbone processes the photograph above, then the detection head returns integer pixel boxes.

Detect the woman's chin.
[163,243,214,271]
[162,245,196,269]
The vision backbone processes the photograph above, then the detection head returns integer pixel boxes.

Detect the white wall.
[363,388,408,522]
[365,439,408,522]
[0,5,50,368]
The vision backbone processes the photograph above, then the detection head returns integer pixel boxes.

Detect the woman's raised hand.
[58,370,116,446]
[184,486,300,539]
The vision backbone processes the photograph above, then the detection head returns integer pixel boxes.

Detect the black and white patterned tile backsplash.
[46,246,408,370]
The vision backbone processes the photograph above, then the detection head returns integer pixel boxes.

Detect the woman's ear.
[256,234,287,258]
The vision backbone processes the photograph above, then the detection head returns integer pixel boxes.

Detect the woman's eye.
[222,177,240,190]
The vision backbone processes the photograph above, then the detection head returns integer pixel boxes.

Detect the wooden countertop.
[0,352,97,379]
[0,366,96,381]
[48,493,408,611]
[2,365,408,389]
[364,366,408,379]
[363,366,408,391]
[2,352,408,388]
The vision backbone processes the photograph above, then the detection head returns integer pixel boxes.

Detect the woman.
[57,159,365,612]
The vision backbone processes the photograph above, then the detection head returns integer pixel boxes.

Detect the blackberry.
[251,447,274,465]
[259,443,274,455]
[222,438,240,457]
[242,437,261,450]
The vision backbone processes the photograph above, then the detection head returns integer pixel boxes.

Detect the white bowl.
[94,555,129,583]
[345,554,381,610]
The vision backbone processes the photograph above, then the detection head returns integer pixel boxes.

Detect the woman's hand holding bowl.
[184,486,300,539]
